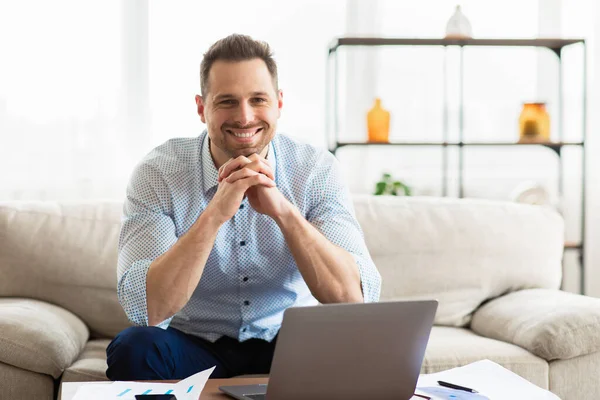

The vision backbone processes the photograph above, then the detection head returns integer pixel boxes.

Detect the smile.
[226,128,263,138]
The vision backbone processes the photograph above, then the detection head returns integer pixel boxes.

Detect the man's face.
[196,58,283,160]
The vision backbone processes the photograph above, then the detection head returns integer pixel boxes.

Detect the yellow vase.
[367,98,390,143]
[519,103,550,143]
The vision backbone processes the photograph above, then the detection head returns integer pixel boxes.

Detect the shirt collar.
[201,132,277,193]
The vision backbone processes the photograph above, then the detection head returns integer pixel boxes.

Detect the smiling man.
[106,34,381,380]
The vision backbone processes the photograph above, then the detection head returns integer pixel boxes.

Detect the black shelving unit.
[326,37,587,294]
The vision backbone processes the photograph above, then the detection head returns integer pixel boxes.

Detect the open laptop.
[219,300,438,400]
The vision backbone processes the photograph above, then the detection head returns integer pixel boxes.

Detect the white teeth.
[230,129,260,138]
[233,132,256,138]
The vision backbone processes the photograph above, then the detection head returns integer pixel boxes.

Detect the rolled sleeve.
[352,254,382,303]
[117,163,178,327]
[306,154,382,303]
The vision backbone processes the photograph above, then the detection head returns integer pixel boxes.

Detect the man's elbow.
[147,313,160,327]
[319,284,364,304]
[147,301,178,327]
[346,286,365,303]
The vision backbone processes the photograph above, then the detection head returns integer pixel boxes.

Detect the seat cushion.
[549,351,600,400]
[61,329,549,391]
[62,339,111,382]
[0,361,54,400]
[62,339,269,382]
[423,327,549,389]
[0,298,89,378]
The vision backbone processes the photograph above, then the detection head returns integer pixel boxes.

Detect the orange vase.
[367,98,390,143]
[519,102,550,143]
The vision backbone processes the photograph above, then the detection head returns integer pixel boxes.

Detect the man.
[106,34,381,381]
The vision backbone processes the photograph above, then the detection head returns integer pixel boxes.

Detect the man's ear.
[277,90,283,119]
[195,94,206,124]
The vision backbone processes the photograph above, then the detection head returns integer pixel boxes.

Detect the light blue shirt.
[118,131,381,342]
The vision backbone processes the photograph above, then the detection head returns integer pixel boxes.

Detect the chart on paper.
[70,366,215,400]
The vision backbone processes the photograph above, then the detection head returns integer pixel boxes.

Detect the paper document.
[416,386,490,399]
[416,360,560,400]
[71,366,215,400]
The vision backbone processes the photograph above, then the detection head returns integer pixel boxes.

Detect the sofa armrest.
[0,298,89,378]
[471,289,600,361]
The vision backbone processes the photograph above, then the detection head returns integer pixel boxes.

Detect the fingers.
[247,153,262,162]
[246,153,274,178]
[219,155,274,182]
[236,173,276,191]
[218,156,251,182]
[225,167,260,184]
[222,168,275,189]
[226,167,276,188]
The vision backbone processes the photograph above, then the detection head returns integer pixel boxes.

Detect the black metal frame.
[326,37,587,294]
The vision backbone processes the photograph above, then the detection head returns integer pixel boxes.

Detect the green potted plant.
[374,173,412,196]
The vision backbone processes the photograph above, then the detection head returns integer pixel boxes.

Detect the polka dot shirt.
[117,131,382,342]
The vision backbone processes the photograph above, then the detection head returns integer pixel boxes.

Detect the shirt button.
[239,204,244,209]
[243,277,249,282]
[244,300,250,306]
[242,328,247,332]
[240,241,246,246]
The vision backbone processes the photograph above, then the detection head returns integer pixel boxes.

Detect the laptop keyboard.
[244,395,266,400]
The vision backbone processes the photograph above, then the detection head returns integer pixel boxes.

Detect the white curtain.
[0,1,133,200]
[0,0,346,201]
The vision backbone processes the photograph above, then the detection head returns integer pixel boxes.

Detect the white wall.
[584,0,600,296]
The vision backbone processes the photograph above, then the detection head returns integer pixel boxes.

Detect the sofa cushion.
[0,361,55,400]
[61,339,269,382]
[352,195,564,326]
[423,327,549,389]
[0,197,565,336]
[471,289,600,360]
[62,339,111,382]
[0,298,89,378]
[0,201,131,338]
[60,328,549,391]
[549,351,600,400]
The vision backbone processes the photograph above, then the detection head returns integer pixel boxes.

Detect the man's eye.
[220,100,236,105]
[252,98,267,103]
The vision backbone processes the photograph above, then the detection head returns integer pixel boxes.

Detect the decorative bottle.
[445,5,473,39]
[367,98,390,143]
[519,102,550,143]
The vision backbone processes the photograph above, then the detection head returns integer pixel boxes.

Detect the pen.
[413,394,431,400]
[437,380,479,393]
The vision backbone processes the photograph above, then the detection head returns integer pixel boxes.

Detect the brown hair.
[200,34,278,96]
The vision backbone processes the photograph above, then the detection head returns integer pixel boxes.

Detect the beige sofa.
[1,196,600,400]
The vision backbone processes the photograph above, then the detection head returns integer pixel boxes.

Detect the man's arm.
[145,210,221,326]
[273,205,364,303]
[219,153,381,304]
[119,162,276,327]
[145,170,275,325]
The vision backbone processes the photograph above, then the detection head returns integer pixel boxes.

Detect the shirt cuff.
[352,254,382,303]
[118,259,172,328]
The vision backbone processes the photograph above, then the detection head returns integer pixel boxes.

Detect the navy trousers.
[106,326,277,380]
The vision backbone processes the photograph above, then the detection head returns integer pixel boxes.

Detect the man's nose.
[234,102,256,126]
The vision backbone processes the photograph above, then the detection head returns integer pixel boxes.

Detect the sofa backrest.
[352,195,563,326]
[0,201,129,338]
[0,196,564,337]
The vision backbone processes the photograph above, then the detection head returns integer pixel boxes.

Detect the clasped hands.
[208,153,292,225]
